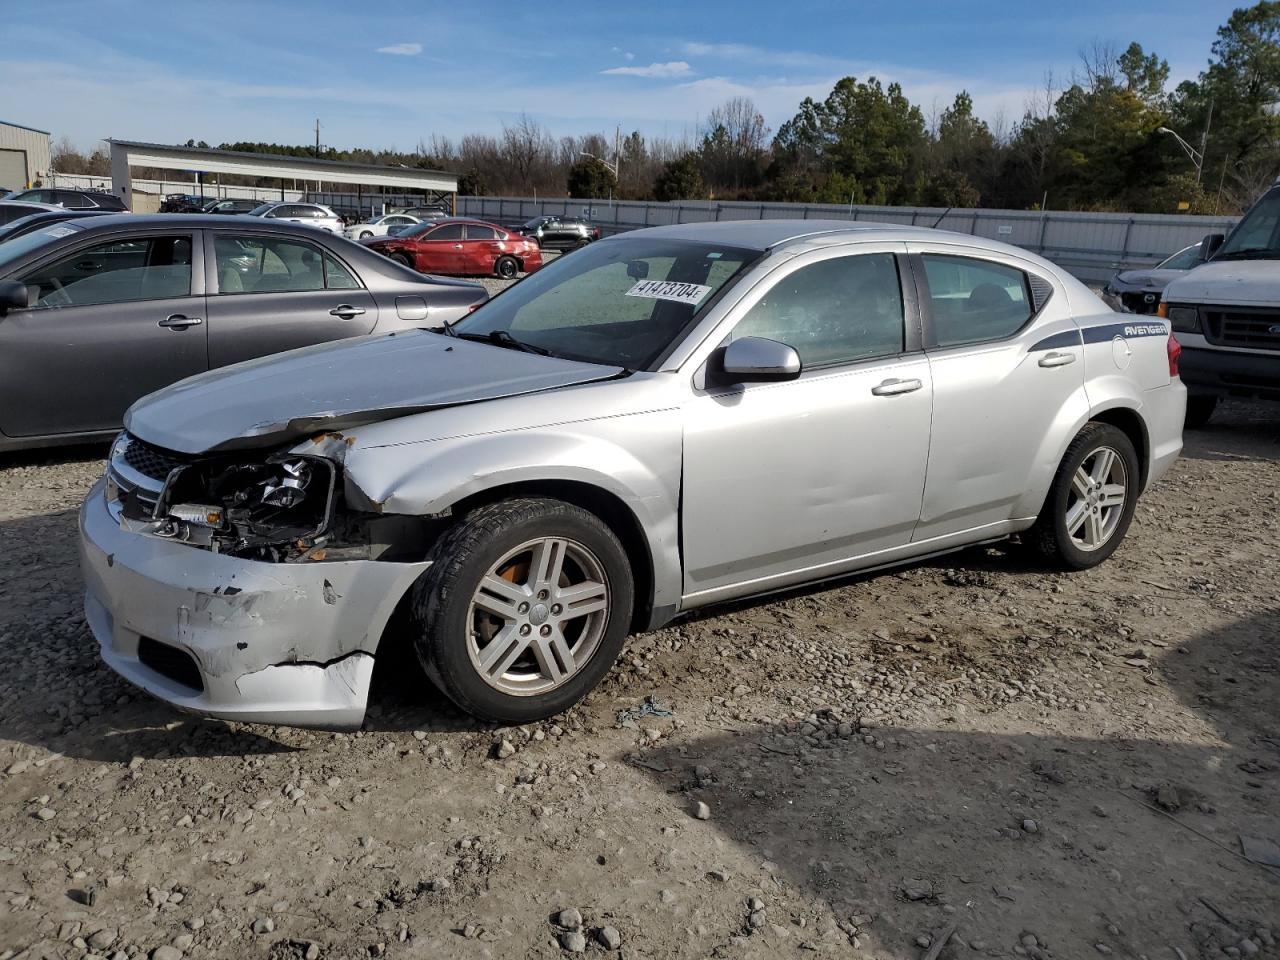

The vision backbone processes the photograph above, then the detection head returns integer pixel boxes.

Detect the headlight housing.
[157,455,337,558]
[1166,305,1201,334]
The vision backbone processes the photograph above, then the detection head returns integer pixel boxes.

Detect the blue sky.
[2,0,1237,152]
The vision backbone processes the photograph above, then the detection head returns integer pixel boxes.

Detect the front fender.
[343,413,684,613]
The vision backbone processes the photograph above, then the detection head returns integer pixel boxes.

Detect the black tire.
[1029,422,1140,571]
[409,498,634,724]
[495,256,519,280]
[1184,395,1218,429]
[358,230,373,240]
[390,253,414,270]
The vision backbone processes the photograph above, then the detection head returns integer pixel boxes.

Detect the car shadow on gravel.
[0,440,109,470]
[634,608,1280,959]
[1180,400,1279,463]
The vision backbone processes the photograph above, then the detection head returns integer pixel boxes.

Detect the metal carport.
[107,140,457,212]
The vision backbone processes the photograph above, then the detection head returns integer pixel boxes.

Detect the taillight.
[1167,334,1181,377]
[1157,302,1168,318]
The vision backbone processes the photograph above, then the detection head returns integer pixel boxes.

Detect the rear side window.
[465,225,498,240]
[22,236,193,307]
[921,255,1032,348]
[730,253,905,367]
[214,235,341,294]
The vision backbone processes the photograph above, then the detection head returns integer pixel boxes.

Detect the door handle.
[75,261,103,272]
[1038,351,1076,368]
[157,314,202,329]
[871,377,923,397]
[329,304,367,319]
[453,244,463,249]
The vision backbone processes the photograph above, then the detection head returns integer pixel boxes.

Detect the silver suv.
[246,202,343,234]
[79,221,1186,729]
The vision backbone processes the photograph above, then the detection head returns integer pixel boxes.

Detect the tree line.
[53,2,1279,214]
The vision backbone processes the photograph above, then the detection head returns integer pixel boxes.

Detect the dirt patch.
[0,402,1276,959]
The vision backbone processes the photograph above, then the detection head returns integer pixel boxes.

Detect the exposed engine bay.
[108,434,439,563]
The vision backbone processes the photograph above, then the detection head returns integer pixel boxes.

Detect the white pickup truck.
[1161,180,1279,427]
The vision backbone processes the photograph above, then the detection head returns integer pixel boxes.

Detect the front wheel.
[390,253,415,270]
[1028,422,1140,570]
[409,498,634,723]
[494,256,519,280]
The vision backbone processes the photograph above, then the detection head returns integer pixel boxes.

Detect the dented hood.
[124,329,624,454]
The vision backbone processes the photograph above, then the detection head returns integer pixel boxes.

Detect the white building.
[0,120,52,190]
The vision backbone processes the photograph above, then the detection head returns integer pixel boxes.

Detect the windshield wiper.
[1214,247,1280,260]
[455,329,553,356]
[436,317,457,337]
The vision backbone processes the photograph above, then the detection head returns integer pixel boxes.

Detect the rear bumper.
[1145,379,1186,490]
[1180,346,1280,402]
[79,478,430,730]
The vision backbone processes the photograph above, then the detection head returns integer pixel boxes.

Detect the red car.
[365,218,542,279]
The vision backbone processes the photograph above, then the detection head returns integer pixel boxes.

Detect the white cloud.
[624,51,635,61]
[601,60,691,78]
[375,42,422,56]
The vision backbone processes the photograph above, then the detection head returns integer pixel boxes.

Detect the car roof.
[31,213,340,230]
[0,200,62,213]
[627,218,1006,252]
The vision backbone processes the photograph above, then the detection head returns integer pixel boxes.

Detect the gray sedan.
[0,214,486,451]
[1101,242,1202,314]
[80,220,1185,729]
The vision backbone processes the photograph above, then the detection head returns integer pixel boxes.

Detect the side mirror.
[719,336,802,383]
[0,281,35,314]
[1200,233,1225,260]
[626,260,649,280]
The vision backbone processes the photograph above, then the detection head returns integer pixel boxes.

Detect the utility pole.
[314,119,322,159]
[1197,100,1213,186]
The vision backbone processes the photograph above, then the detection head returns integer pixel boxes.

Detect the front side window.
[453,237,757,369]
[729,253,905,367]
[921,255,1032,347]
[214,235,335,294]
[425,224,465,241]
[22,236,193,307]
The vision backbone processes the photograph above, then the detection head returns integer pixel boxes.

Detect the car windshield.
[1216,188,1280,259]
[0,221,85,260]
[451,237,759,369]
[1156,243,1201,270]
[247,203,274,217]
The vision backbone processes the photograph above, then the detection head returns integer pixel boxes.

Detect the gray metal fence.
[458,196,1238,284]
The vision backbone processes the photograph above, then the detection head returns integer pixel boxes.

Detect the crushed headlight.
[157,454,337,559]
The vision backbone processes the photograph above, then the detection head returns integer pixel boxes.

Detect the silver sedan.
[79,220,1187,729]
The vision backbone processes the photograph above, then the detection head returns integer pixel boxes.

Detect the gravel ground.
[0,398,1277,960]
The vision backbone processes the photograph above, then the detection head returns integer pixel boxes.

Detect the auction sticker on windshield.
[625,279,712,305]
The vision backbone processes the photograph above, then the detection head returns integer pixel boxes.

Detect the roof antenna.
[931,206,952,229]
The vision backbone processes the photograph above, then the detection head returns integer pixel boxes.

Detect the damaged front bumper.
[79,478,430,730]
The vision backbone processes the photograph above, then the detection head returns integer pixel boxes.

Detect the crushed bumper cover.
[79,478,430,730]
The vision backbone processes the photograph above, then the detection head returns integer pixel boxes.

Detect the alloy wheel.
[1065,445,1127,552]
[466,537,610,696]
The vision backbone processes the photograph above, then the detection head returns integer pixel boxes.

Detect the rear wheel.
[409,498,633,723]
[1184,395,1218,429]
[495,256,519,280]
[1029,422,1139,570]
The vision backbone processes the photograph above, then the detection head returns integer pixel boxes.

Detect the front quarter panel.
[340,380,685,613]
